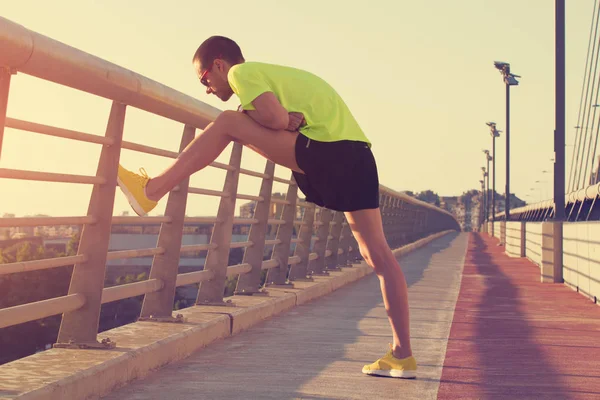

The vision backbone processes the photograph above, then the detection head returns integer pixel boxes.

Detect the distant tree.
[66,231,81,256]
[416,190,440,206]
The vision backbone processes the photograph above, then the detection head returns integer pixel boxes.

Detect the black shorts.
[292,133,380,212]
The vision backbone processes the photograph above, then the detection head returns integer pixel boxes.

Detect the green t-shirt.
[228,62,371,146]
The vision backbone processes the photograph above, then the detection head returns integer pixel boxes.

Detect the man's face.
[195,58,234,102]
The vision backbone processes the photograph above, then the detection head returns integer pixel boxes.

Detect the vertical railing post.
[56,101,126,348]
[235,160,275,294]
[390,198,399,248]
[325,211,344,271]
[382,195,391,244]
[266,172,298,286]
[338,215,352,267]
[139,125,195,322]
[196,143,243,305]
[395,198,403,247]
[349,233,360,262]
[308,207,333,275]
[289,203,315,280]
[0,67,14,161]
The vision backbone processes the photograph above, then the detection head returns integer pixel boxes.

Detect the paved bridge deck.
[96,232,600,399]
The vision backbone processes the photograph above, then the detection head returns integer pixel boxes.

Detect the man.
[117,36,417,379]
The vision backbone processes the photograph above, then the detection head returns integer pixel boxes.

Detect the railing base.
[291,277,314,282]
[138,314,188,324]
[54,338,116,350]
[234,288,269,296]
[197,299,236,306]
[311,272,330,277]
[265,283,295,289]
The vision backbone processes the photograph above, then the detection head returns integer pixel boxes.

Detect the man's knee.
[359,241,393,273]
[214,110,250,140]
[214,110,237,128]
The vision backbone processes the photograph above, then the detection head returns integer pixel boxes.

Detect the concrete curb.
[0,229,455,400]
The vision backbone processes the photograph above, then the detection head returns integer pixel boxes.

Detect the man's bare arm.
[242,92,305,131]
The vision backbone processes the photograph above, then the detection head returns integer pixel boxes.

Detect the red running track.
[437,233,600,400]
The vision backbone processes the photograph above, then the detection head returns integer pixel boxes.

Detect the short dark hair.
[192,36,245,68]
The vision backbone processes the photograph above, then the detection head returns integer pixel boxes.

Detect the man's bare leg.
[144,110,303,201]
[345,208,412,359]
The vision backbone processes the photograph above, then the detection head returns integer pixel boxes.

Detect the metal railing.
[0,16,459,349]
[495,182,600,222]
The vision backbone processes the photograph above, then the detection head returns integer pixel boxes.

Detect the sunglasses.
[199,55,223,87]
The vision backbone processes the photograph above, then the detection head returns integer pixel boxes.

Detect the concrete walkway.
[438,233,600,400]
[103,232,468,400]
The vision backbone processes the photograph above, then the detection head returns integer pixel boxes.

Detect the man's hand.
[286,112,306,132]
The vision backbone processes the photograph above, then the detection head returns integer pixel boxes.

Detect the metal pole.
[480,180,485,229]
[56,101,126,348]
[555,0,566,221]
[0,68,13,161]
[482,170,487,224]
[506,83,511,221]
[492,135,496,221]
[486,157,490,222]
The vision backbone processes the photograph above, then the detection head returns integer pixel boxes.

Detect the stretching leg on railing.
[148,111,302,202]
[116,35,417,379]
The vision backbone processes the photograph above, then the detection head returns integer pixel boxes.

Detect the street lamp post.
[482,166,488,224]
[483,150,492,222]
[493,62,520,221]
[479,179,485,230]
[486,122,502,223]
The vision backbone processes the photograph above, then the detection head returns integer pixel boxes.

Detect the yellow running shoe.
[116,165,158,216]
[362,345,417,379]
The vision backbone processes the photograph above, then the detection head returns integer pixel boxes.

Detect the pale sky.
[0,0,595,217]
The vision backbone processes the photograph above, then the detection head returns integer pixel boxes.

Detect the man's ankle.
[392,346,412,359]
[144,179,158,201]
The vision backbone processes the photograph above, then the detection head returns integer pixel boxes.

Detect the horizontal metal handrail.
[237,194,263,202]
[185,217,219,224]
[106,247,165,260]
[0,16,221,129]
[0,255,86,275]
[0,168,105,184]
[230,241,253,249]
[0,216,95,227]
[227,263,253,277]
[0,215,173,227]
[0,294,86,329]
[6,117,112,145]
[121,140,179,159]
[187,187,229,197]
[288,256,301,265]
[272,176,293,185]
[261,259,279,270]
[239,168,269,179]
[180,244,218,253]
[112,216,172,225]
[101,279,164,304]
[270,197,291,205]
[234,218,258,225]
[379,183,458,221]
[176,270,215,287]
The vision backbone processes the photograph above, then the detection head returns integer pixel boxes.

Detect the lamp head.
[494,61,510,71]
